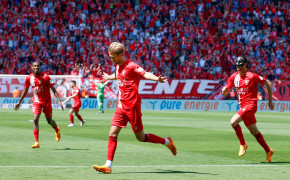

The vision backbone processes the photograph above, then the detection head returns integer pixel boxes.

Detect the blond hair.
[108,42,125,55]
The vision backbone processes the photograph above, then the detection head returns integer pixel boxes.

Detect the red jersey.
[227,71,266,107]
[70,86,82,107]
[115,60,146,109]
[25,73,54,104]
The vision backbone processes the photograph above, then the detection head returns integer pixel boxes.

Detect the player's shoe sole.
[55,128,61,142]
[32,142,40,148]
[93,165,112,174]
[238,143,248,156]
[266,148,274,163]
[166,137,177,156]
[67,124,75,127]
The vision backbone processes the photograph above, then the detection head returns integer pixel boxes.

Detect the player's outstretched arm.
[102,72,116,80]
[264,80,274,110]
[143,72,167,83]
[222,86,230,96]
[14,87,29,111]
[51,86,64,111]
[62,96,72,104]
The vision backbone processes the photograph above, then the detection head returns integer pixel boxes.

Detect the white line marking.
[0,165,289,168]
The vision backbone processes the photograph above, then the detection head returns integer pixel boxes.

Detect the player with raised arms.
[14,62,63,148]
[93,42,177,174]
[222,56,274,162]
[62,80,86,127]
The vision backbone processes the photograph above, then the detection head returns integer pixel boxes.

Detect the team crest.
[245,80,249,86]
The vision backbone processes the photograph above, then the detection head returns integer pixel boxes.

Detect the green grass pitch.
[0,108,289,180]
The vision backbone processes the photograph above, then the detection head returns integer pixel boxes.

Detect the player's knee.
[250,129,259,135]
[135,136,144,142]
[109,133,118,138]
[33,119,39,125]
[231,122,237,128]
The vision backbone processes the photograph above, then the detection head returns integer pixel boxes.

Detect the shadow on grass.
[54,148,90,150]
[260,162,290,164]
[117,169,218,175]
[246,162,290,164]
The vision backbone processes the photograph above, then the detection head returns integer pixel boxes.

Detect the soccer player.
[62,80,86,127]
[93,42,177,174]
[94,79,108,114]
[222,56,274,163]
[14,62,63,148]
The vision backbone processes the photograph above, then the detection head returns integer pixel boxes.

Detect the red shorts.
[237,105,257,127]
[32,103,52,118]
[72,102,81,112]
[111,105,143,133]
[72,105,81,112]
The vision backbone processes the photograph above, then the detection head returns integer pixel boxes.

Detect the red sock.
[69,114,74,124]
[33,130,39,142]
[233,124,246,145]
[76,114,84,122]
[254,132,270,152]
[54,126,59,132]
[107,136,118,161]
[144,133,165,144]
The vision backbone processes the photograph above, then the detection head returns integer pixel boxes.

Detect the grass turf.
[0,108,289,180]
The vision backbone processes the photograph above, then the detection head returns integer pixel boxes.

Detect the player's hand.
[268,101,274,110]
[158,76,167,83]
[14,103,20,111]
[59,102,64,111]
[102,72,109,80]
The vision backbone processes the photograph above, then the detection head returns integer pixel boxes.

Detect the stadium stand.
[0,0,289,80]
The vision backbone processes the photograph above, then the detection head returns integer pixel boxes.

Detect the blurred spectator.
[229,88,237,100]
[257,91,263,100]
[0,0,288,82]
[12,87,20,98]
[82,86,89,98]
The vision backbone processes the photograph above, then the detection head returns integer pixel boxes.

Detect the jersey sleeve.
[253,73,266,85]
[226,74,235,89]
[24,76,30,89]
[46,75,54,88]
[133,63,146,76]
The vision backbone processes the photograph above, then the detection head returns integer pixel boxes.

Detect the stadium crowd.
[0,0,289,81]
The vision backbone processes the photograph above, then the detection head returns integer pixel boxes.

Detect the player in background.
[94,79,108,113]
[222,56,274,163]
[62,80,86,127]
[93,42,177,174]
[14,62,63,148]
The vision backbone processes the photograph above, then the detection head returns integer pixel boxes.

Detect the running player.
[222,56,274,163]
[14,62,62,148]
[94,79,108,114]
[62,80,86,127]
[93,42,177,174]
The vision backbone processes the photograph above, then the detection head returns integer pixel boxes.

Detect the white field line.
[0,164,290,168]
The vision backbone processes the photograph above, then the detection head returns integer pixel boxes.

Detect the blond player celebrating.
[222,56,274,163]
[93,42,177,174]
[14,62,62,148]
